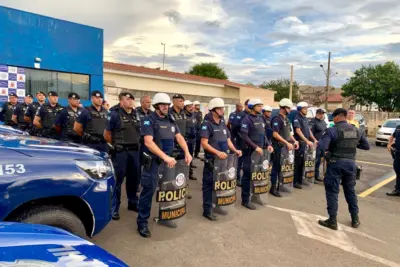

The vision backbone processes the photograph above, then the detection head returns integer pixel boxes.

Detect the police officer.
[386,123,400,196]
[137,93,192,238]
[310,108,327,182]
[54,93,82,142]
[136,95,153,120]
[201,98,242,220]
[104,92,141,220]
[0,93,19,127]
[270,98,299,197]
[24,91,46,136]
[240,99,273,209]
[33,91,64,139]
[74,91,109,152]
[193,100,203,158]
[170,94,187,155]
[317,108,370,230]
[292,102,317,188]
[262,106,273,142]
[227,102,244,131]
[12,93,33,131]
[184,100,198,180]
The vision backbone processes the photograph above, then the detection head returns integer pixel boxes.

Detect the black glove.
[83,133,101,144]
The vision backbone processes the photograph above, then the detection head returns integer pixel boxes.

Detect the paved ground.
[93,142,400,267]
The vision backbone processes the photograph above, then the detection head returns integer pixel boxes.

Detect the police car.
[0,222,128,266]
[0,132,115,238]
[0,125,29,135]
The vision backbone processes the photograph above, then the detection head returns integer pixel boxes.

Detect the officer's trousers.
[187,139,195,176]
[324,159,358,217]
[202,161,213,214]
[271,145,282,187]
[294,143,306,185]
[315,147,325,179]
[195,135,201,156]
[137,161,160,228]
[394,151,400,192]
[235,137,244,181]
[241,148,253,204]
[112,149,140,213]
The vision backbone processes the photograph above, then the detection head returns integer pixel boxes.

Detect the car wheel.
[14,205,86,238]
[375,141,381,146]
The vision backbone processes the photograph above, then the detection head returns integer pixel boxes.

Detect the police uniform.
[0,93,18,127]
[54,93,82,142]
[240,113,269,207]
[194,109,203,157]
[107,93,141,218]
[170,102,187,158]
[292,111,312,186]
[137,111,181,230]
[13,94,32,131]
[201,112,231,217]
[317,109,370,229]
[310,111,327,180]
[136,106,153,185]
[185,109,197,179]
[36,91,64,139]
[231,110,250,182]
[262,114,273,143]
[76,91,108,152]
[387,125,400,196]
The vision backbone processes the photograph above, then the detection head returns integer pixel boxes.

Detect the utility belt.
[325,152,355,162]
[114,143,139,152]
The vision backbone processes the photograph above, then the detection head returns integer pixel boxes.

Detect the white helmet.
[248,98,263,109]
[152,93,171,105]
[193,101,200,105]
[297,101,309,109]
[184,100,193,106]
[279,98,293,108]
[263,105,272,112]
[208,98,225,110]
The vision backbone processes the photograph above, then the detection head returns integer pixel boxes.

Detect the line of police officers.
[0,90,379,236]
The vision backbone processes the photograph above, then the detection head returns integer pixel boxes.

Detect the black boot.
[241,202,257,210]
[351,215,360,228]
[270,185,282,197]
[128,202,138,212]
[112,212,120,220]
[203,212,217,221]
[386,190,400,196]
[294,183,303,189]
[318,217,338,230]
[137,226,151,238]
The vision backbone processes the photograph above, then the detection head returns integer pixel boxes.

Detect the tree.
[186,63,229,80]
[342,61,400,112]
[310,89,324,107]
[259,78,300,103]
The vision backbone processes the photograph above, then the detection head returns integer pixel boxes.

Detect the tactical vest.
[195,111,203,124]
[394,127,400,150]
[154,116,176,155]
[86,106,108,138]
[63,106,81,138]
[171,109,187,137]
[112,109,140,147]
[4,103,14,125]
[248,115,266,148]
[272,115,291,145]
[136,107,151,122]
[18,103,29,124]
[41,103,64,130]
[185,112,197,140]
[29,102,41,121]
[330,123,359,160]
[204,119,229,159]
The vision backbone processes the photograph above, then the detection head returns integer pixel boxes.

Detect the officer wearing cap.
[104,92,141,221]
[33,91,64,139]
[137,92,192,238]
[270,98,299,197]
[54,93,82,142]
[74,90,109,152]
[170,94,187,157]
[239,99,274,209]
[262,106,273,142]
[310,108,328,182]
[386,123,400,197]
[193,100,203,158]
[24,91,46,135]
[184,100,198,180]
[201,98,242,221]
[317,108,370,230]
[292,102,318,189]
[11,93,33,131]
[1,93,19,127]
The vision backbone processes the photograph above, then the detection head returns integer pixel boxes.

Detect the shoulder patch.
[144,120,151,126]
[242,124,247,128]
[273,122,278,126]
[202,125,207,130]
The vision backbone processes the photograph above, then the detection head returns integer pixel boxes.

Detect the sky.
[2,0,400,87]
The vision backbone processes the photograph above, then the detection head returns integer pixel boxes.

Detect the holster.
[142,152,153,172]
[205,159,214,171]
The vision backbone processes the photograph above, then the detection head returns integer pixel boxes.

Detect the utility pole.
[161,42,166,70]
[289,65,294,101]
[325,52,331,110]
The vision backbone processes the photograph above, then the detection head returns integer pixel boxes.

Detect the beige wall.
[239,87,276,106]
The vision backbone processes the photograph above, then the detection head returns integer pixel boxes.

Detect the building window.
[25,68,89,99]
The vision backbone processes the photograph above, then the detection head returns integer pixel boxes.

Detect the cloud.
[270,40,288,46]
[242,58,255,63]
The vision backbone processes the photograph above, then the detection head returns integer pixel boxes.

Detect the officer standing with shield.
[74,91,109,152]
[201,98,242,221]
[137,93,192,238]
[386,124,400,197]
[33,91,64,139]
[104,92,141,220]
[270,98,299,197]
[184,100,198,180]
[12,93,33,131]
[54,93,82,143]
[292,102,318,188]
[24,91,46,136]
[317,108,370,230]
[193,100,203,158]
[239,99,274,209]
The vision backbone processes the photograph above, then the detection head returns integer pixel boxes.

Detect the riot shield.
[212,154,237,220]
[279,146,294,194]
[250,149,272,205]
[303,145,316,186]
[155,160,188,224]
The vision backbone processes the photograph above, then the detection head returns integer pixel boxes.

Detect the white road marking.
[268,206,400,267]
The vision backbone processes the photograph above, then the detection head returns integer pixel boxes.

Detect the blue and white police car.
[0,132,115,238]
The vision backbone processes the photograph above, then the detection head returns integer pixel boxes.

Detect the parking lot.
[93,141,400,267]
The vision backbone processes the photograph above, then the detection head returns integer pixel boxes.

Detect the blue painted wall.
[0,6,103,106]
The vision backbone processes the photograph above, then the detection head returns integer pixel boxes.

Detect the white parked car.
[375,118,400,146]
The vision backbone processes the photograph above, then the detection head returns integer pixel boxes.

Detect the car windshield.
[382,120,400,128]
[328,113,333,121]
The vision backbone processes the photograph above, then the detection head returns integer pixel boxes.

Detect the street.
[93,142,400,267]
